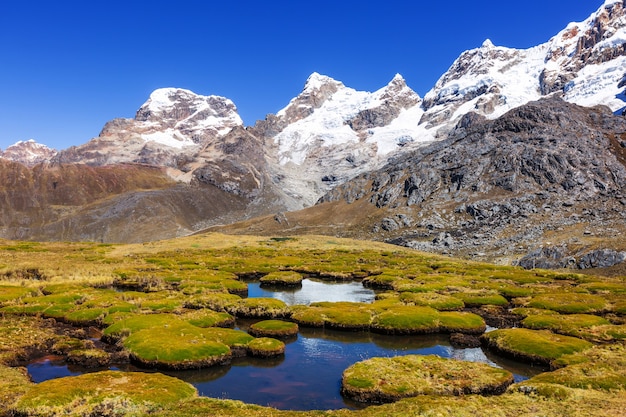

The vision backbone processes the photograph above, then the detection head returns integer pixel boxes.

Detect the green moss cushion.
[341,355,514,403]
[13,371,196,416]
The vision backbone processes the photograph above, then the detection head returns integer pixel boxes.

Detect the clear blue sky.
[0,1,601,150]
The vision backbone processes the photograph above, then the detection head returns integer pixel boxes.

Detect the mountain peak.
[303,72,343,92]
[0,139,57,166]
[481,39,495,48]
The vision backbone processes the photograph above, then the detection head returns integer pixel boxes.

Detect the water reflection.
[162,326,536,411]
[27,278,543,411]
[27,326,540,411]
[246,278,376,305]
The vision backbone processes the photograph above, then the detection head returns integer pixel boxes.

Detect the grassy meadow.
[0,233,624,416]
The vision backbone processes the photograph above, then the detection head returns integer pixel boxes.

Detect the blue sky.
[0,1,602,150]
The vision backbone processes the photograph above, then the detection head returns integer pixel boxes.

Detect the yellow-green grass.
[260,271,303,286]
[0,316,60,365]
[510,307,560,318]
[371,306,441,334]
[181,309,235,328]
[0,285,38,303]
[184,292,242,311]
[518,344,626,393]
[438,312,486,334]
[522,313,626,342]
[398,292,465,310]
[450,291,509,307]
[103,313,254,369]
[123,323,236,369]
[341,355,514,403]
[12,371,197,416]
[102,313,181,342]
[66,348,111,367]
[0,365,33,412]
[248,320,299,339]
[149,391,626,417]
[226,297,291,318]
[527,293,608,314]
[247,337,286,357]
[481,328,594,365]
[0,233,625,416]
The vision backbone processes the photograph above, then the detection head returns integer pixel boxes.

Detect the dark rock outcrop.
[319,97,626,265]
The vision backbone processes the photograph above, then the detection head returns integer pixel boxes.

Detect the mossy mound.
[259,271,303,287]
[291,302,373,330]
[399,292,465,311]
[248,320,299,339]
[182,309,235,328]
[106,315,255,369]
[516,344,626,394]
[66,349,111,368]
[12,370,197,416]
[371,306,441,335]
[226,297,290,318]
[481,328,593,366]
[451,292,509,307]
[438,312,486,334]
[124,327,233,370]
[0,285,38,303]
[341,355,514,404]
[527,293,608,314]
[247,337,285,358]
[184,292,242,311]
[101,313,177,342]
[521,313,625,342]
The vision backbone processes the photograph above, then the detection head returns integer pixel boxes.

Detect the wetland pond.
[27,279,544,411]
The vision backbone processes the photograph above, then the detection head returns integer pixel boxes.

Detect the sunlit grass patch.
[371,306,440,335]
[247,337,285,358]
[341,355,514,404]
[182,309,235,328]
[399,292,465,311]
[226,297,290,319]
[451,291,508,307]
[12,371,197,416]
[0,285,39,303]
[259,271,303,286]
[0,365,33,412]
[521,313,625,342]
[521,344,626,392]
[438,311,486,334]
[527,293,608,314]
[123,323,236,369]
[248,320,299,339]
[481,328,593,365]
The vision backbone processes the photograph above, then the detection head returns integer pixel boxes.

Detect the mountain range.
[1,0,625,270]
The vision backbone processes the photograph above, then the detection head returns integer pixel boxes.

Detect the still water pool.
[246,278,377,305]
[27,280,544,411]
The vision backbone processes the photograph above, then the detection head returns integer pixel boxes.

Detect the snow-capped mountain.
[257,72,429,207]
[1,1,625,247]
[422,0,626,128]
[0,140,57,166]
[55,88,243,175]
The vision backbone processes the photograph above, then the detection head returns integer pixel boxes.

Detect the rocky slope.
[213,96,626,269]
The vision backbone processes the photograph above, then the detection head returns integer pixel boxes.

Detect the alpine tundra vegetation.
[0,233,624,416]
